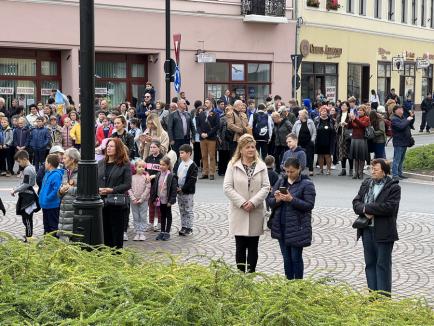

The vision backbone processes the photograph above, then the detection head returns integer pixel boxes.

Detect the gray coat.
[57,168,78,241]
[167,110,195,141]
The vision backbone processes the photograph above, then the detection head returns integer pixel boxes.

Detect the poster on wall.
[0,87,14,95]
[16,87,34,95]
[326,86,336,102]
[41,88,52,96]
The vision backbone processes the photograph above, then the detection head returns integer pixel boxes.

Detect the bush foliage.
[0,235,432,325]
[404,144,434,172]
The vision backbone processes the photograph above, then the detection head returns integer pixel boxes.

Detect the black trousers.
[21,212,33,237]
[123,203,130,232]
[419,111,431,131]
[33,149,47,172]
[229,141,237,157]
[235,235,260,273]
[103,206,126,249]
[5,146,15,174]
[193,141,202,169]
[274,145,287,173]
[173,138,190,156]
[256,142,268,160]
[218,150,231,175]
[300,142,315,172]
[160,204,172,233]
[42,208,59,235]
[0,148,6,172]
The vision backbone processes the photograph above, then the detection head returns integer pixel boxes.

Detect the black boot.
[338,169,346,176]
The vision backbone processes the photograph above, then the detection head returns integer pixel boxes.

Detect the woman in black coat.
[267,157,316,280]
[352,158,400,297]
[98,138,132,249]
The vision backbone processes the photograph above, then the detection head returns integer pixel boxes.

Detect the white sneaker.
[331,165,336,170]
[154,223,161,232]
[133,233,140,241]
[123,232,128,241]
[139,233,146,241]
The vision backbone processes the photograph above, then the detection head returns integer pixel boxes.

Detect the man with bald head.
[167,99,195,155]
[226,99,249,155]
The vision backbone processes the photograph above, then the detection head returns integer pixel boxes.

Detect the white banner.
[326,86,336,102]
[0,87,14,95]
[95,88,108,95]
[16,87,34,95]
[41,88,52,96]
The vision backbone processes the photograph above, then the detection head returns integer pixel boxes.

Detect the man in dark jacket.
[385,88,401,105]
[271,112,293,173]
[28,117,51,172]
[353,158,400,296]
[419,93,432,133]
[167,99,195,155]
[197,99,219,180]
[391,106,414,179]
[136,92,155,130]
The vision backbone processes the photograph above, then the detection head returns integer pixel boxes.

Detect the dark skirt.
[350,138,370,162]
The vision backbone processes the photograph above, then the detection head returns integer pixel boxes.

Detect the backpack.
[253,112,269,141]
[384,118,393,137]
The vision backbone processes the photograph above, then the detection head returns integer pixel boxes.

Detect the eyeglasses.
[145,96,151,98]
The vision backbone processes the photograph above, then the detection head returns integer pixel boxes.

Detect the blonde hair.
[230,134,259,164]
[146,113,163,137]
[298,109,308,120]
[134,159,146,167]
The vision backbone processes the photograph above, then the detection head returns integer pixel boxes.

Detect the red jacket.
[96,125,113,145]
[349,115,370,139]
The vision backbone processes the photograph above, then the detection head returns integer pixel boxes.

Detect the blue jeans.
[362,228,394,296]
[373,143,386,159]
[392,146,407,177]
[278,236,304,280]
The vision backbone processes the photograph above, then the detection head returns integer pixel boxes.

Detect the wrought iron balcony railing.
[241,0,286,17]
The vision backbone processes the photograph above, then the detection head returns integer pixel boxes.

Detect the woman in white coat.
[223,134,270,273]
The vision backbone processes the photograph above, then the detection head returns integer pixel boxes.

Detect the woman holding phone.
[267,157,316,280]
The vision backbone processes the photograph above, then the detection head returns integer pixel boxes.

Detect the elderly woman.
[223,134,270,273]
[352,158,400,297]
[139,113,169,159]
[57,148,80,241]
[98,138,132,249]
[348,105,370,179]
[292,109,316,176]
[314,106,336,175]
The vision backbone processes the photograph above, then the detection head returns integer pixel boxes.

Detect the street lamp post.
[72,0,104,245]
[165,0,171,105]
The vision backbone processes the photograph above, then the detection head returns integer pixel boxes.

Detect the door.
[361,65,370,103]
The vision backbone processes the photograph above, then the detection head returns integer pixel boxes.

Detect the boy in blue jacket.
[39,154,63,235]
[28,116,51,172]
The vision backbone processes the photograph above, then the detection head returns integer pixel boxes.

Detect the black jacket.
[111,131,135,159]
[0,197,5,215]
[150,172,178,205]
[352,176,400,242]
[197,110,220,140]
[173,160,198,194]
[167,110,195,141]
[267,175,316,247]
[97,160,132,195]
[16,188,41,216]
[420,97,433,112]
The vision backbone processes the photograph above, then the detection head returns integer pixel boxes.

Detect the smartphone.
[279,187,288,194]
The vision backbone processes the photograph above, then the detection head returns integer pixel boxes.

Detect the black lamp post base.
[73,199,104,246]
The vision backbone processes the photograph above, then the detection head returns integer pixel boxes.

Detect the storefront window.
[95,61,127,79]
[0,58,36,76]
[96,81,126,108]
[131,64,145,78]
[377,62,391,104]
[41,61,57,76]
[205,61,271,102]
[400,62,415,101]
[421,65,433,101]
[301,62,338,103]
[41,80,60,104]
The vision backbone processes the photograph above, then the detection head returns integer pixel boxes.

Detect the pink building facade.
[0,0,295,108]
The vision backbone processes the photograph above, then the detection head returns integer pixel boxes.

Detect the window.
[301,63,338,102]
[131,64,145,78]
[431,0,434,27]
[41,61,57,76]
[400,62,416,102]
[412,0,418,24]
[377,62,391,104]
[375,0,382,17]
[421,0,426,25]
[388,0,395,20]
[0,58,36,76]
[421,65,433,101]
[402,0,408,22]
[205,61,271,102]
[360,0,367,15]
[347,0,354,13]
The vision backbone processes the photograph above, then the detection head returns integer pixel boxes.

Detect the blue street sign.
[174,65,181,93]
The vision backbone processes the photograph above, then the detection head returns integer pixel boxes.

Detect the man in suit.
[167,99,195,155]
[219,89,232,106]
[197,99,220,180]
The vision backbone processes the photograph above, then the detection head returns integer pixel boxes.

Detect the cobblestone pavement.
[0,200,433,302]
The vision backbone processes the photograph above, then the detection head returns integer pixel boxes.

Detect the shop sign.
[416,58,430,69]
[326,86,336,102]
[392,57,404,71]
[299,40,342,58]
[41,88,52,96]
[196,52,216,63]
[378,48,391,60]
[405,51,415,60]
[423,53,434,60]
[16,87,34,95]
[0,87,14,95]
[95,88,108,95]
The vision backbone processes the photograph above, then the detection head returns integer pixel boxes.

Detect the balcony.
[241,0,288,24]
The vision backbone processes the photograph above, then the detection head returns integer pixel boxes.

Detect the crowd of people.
[0,84,422,296]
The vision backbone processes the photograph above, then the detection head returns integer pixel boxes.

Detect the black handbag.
[408,136,415,147]
[105,194,128,207]
[343,128,353,141]
[352,215,370,229]
[266,208,276,229]
[364,125,375,140]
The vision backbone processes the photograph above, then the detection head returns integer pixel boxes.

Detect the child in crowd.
[61,117,74,149]
[128,118,142,159]
[174,144,198,236]
[29,116,51,172]
[145,141,163,231]
[150,156,177,241]
[39,154,64,235]
[96,116,113,145]
[281,134,307,173]
[11,150,39,241]
[13,117,31,176]
[0,117,14,176]
[265,155,279,188]
[128,159,151,241]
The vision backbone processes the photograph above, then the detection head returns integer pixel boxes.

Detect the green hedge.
[404,144,434,171]
[0,235,432,325]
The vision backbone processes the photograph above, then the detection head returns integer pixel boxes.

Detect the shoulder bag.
[103,164,128,208]
[364,125,375,140]
[352,215,370,229]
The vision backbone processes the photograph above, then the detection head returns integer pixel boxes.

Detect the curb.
[402,172,434,182]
